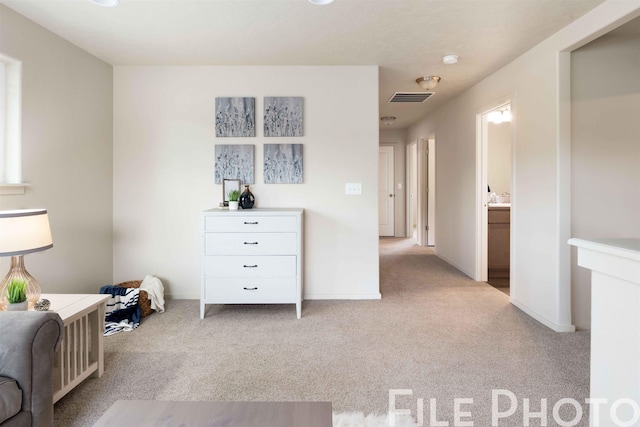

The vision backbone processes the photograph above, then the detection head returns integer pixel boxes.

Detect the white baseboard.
[165,293,383,301]
[511,298,576,332]
[165,293,198,300]
[434,252,475,279]
[304,293,382,300]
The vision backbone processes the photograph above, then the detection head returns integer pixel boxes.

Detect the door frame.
[379,145,395,237]
[406,140,418,241]
[406,138,434,246]
[475,97,514,283]
[406,139,428,245]
[427,137,436,246]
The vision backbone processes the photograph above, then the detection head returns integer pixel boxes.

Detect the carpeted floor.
[54,238,590,426]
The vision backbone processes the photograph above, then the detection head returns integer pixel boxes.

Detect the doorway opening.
[407,142,418,240]
[406,138,435,247]
[478,101,513,295]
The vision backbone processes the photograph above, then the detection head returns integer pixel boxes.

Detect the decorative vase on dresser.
[239,185,255,209]
[200,208,304,319]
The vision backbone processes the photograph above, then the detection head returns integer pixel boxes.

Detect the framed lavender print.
[215,97,256,137]
[264,144,303,184]
[263,97,303,137]
[214,144,254,184]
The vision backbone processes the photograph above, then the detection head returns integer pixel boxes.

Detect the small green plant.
[7,279,27,304]
[228,190,241,202]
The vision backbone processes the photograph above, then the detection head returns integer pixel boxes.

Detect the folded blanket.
[100,286,141,336]
[99,285,129,296]
[139,275,165,313]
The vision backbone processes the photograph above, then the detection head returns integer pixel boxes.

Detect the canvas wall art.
[264,97,303,137]
[215,97,255,137]
[214,144,254,184]
[264,144,303,184]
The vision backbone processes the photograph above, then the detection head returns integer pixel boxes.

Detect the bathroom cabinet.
[488,206,510,278]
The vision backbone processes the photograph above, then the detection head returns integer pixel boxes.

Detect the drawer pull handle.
[243,265,258,268]
[244,242,259,245]
[244,221,259,225]
[243,287,258,291]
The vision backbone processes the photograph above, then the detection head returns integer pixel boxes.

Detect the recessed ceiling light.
[90,0,119,7]
[308,0,335,5]
[443,55,459,65]
[380,116,396,125]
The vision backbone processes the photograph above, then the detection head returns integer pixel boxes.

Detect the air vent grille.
[388,92,434,103]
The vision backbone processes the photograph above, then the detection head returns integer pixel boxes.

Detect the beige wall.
[570,28,640,330]
[113,66,380,300]
[0,5,113,293]
[407,0,640,331]
[487,122,511,196]
[379,128,407,237]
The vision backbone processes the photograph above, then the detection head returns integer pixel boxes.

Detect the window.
[0,53,24,195]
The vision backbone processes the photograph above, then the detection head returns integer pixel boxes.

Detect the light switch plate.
[345,183,362,195]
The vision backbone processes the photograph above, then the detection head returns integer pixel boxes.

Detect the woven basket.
[114,280,154,317]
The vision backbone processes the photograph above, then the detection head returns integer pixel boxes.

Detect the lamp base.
[0,256,42,310]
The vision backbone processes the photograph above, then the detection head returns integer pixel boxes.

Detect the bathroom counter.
[488,203,511,209]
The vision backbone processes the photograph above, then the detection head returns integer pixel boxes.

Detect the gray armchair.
[0,312,64,427]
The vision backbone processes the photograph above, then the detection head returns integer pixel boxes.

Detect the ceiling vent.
[388,92,435,103]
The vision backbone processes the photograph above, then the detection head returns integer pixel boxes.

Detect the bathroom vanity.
[488,204,510,278]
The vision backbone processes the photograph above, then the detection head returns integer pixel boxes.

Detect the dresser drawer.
[205,232,297,255]
[205,216,297,233]
[203,256,296,277]
[204,277,296,303]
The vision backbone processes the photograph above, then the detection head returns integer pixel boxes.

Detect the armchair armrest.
[0,312,64,426]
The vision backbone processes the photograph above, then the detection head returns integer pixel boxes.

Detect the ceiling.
[0,0,604,129]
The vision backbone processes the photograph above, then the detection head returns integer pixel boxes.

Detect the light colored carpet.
[333,412,417,427]
[53,238,590,426]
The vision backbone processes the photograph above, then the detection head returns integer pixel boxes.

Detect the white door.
[378,146,394,236]
[427,138,436,246]
[407,143,418,239]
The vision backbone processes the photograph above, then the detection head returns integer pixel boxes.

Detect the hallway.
[378,237,591,425]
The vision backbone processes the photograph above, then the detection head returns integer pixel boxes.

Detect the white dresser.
[200,208,304,319]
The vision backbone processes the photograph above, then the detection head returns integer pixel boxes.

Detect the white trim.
[475,112,488,281]
[435,252,475,281]
[476,97,514,283]
[405,140,417,240]
[426,137,436,247]
[556,51,573,329]
[304,293,382,300]
[0,183,28,195]
[553,2,640,330]
[167,292,384,301]
[0,53,22,185]
[511,298,576,333]
[417,138,427,246]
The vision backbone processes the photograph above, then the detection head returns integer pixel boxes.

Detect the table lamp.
[0,209,53,310]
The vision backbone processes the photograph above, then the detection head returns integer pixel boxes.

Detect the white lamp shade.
[0,209,53,256]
